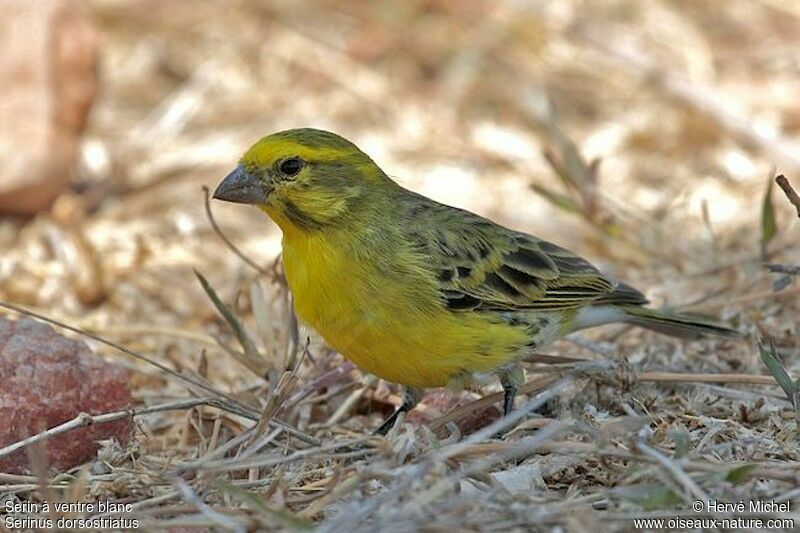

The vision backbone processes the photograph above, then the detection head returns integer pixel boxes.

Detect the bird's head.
[214,128,391,233]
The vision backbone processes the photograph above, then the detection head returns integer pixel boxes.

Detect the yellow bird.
[214,128,737,433]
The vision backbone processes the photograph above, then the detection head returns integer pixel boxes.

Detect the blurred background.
[2,0,800,527]
[3,0,799,317]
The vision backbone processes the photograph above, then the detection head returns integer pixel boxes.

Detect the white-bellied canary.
[214,128,738,433]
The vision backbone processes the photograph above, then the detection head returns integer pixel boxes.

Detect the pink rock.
[0,0,98,215]
[0,318,131,474]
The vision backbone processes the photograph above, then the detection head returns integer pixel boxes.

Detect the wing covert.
[404,199,641,312]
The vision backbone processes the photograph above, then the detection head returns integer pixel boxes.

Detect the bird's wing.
[406,200,647,312]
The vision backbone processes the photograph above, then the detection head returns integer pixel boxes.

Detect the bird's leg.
[499,366,524,416]
[500,375,517,416]
[374,387,421,435]
[494,368,525,439]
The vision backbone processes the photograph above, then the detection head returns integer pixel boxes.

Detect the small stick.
[0,398,214,461]
[766,264,800,275]
[427,375,560,432]
[284,361,356,405]
[203,186,268,274]
[417,421,570,505]
[636,440,710,504]
[428,369,779,433]
[522,353,589,364]
[506,368,777,386]
[188,437,374,473]
[326,385,370,426]
[172,476,249,532]
[638,371,778,386]
[298,473,360,519]
[776,175,800,218]
[691,283,800,310]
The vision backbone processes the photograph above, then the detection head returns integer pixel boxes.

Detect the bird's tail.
[622,306,739,339]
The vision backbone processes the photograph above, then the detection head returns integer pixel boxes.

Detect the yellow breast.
[280,229,529,388]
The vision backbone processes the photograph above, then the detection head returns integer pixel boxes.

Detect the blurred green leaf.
[543,144,589,194]
[668,426,692,458]
[758,340,796,405]
[530,182,583,214]
[761,174,777,256]
[212,479,313,530]
[723,464,757,485]
[773,274,793,292]
[528,92,592,197]
[622,485,683,510]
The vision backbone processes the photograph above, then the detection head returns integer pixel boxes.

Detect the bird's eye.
[279,157,304,176]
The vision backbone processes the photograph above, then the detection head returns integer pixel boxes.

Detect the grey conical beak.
[213,165,269,204]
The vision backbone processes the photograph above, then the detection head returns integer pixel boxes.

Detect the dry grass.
[1,0,800,530]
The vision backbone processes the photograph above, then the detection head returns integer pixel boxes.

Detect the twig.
[172,477,249,533]
[0,473,38,484]
[776,175,800,217]
[187,438,374,473]
[0,413,98,462]
[177,426,259,470]
[637,371,778,386]
[682,240,797,278]
[326,384,370,426]
[429,362,781,440]
[418,421,570,504]
[691,283,800,311]
[81,324,219,347]
[698,383,786,403]
[635,441,710,504]
[202,186,268,274]
[298,473,360,519]
[317,377,577,533]
[430,368,778,435]
[766,264,800,275]
[522,353,589,364]
[0,398,215,461]
[427,375,560,432]
[284,361,356,406]
[451,439,800,482]
[434,376,576,461]
[428,368,780,436]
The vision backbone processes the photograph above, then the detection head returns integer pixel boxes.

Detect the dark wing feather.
[404,196,646,311]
